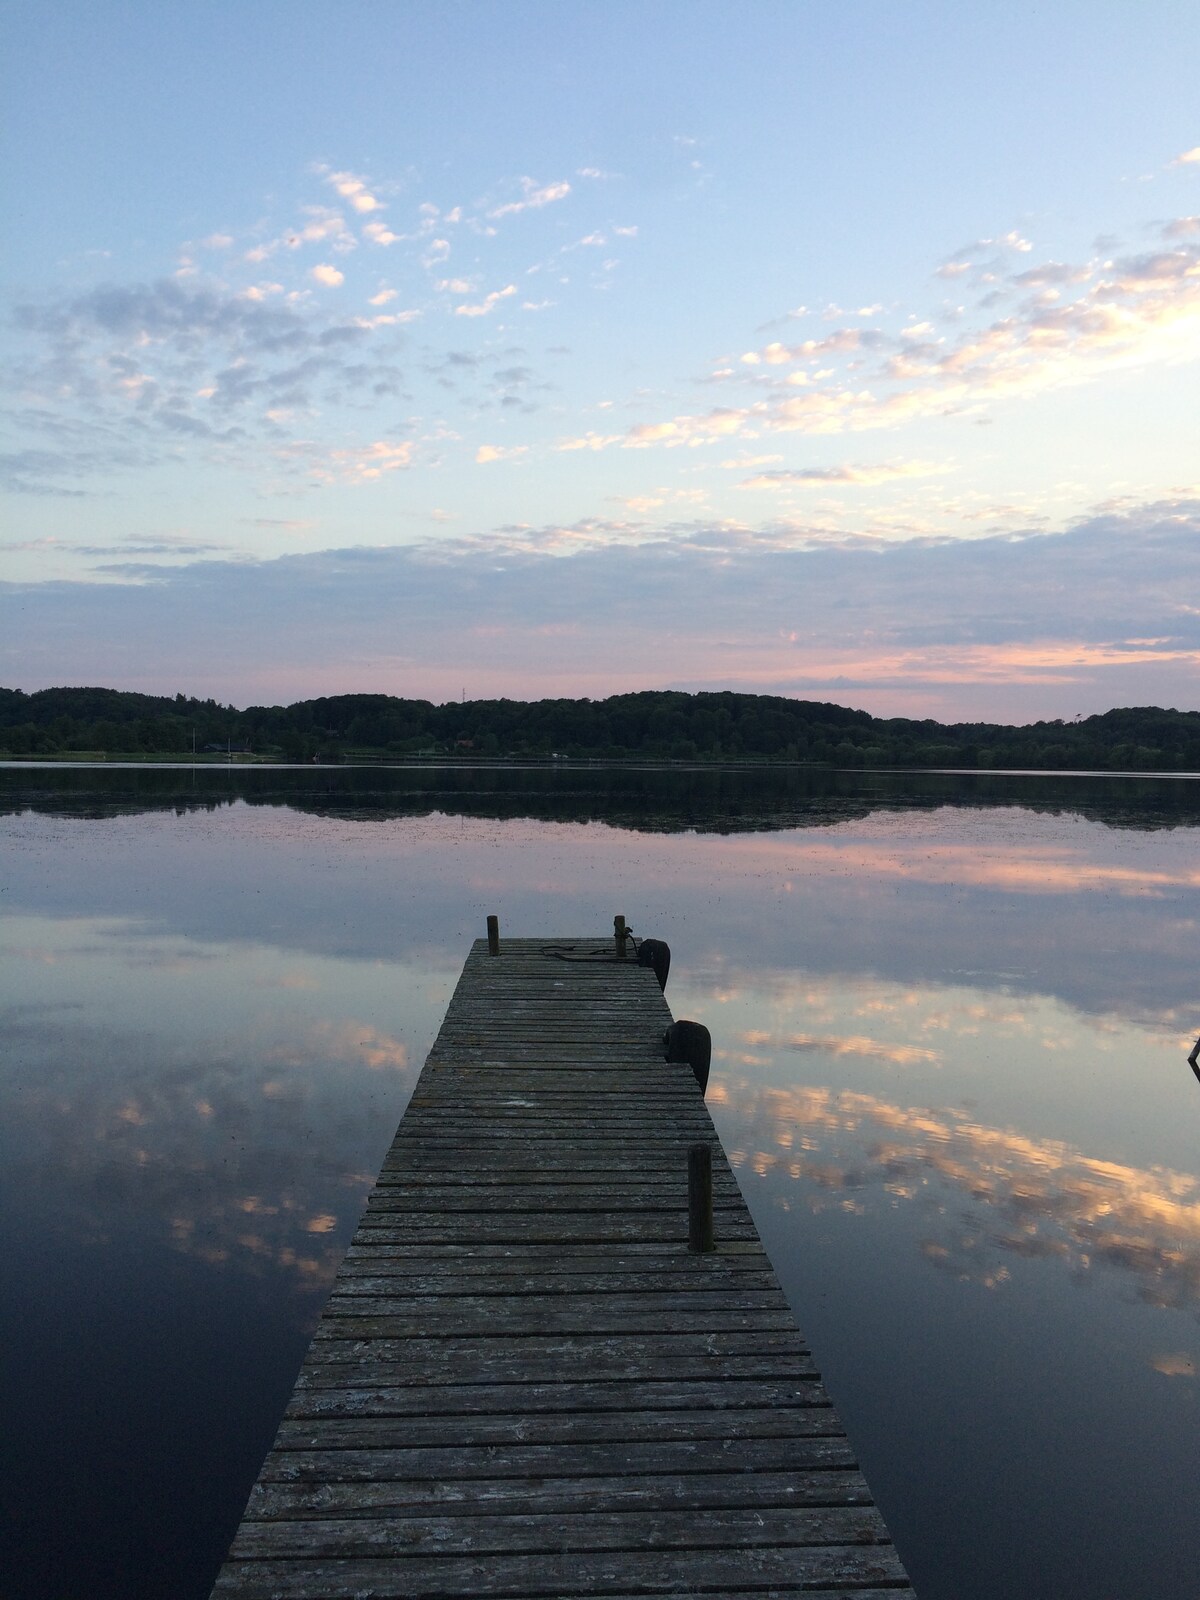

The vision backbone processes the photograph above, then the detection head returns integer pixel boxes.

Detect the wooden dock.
[211,934,915,1597]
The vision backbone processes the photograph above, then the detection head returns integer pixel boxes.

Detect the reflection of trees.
[4,765,1200,834]
[713,1081,1200,1312]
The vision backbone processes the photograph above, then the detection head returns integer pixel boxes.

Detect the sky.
[3,0,1199,721]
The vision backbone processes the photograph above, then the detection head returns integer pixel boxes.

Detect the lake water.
[3,762,1199,1599]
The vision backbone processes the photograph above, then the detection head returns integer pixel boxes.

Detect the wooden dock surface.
[212,936,915,1597]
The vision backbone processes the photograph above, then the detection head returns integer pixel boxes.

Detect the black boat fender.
[637,938,671,992]
[663,1019,711,1095]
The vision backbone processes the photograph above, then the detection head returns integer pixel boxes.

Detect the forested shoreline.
[2,685,1199,770]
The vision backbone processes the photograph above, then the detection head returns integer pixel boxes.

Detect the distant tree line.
[2,685,1199,771]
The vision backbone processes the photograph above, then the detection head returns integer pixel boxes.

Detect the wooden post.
[486,914,500,956]
[614,914,628,958]
[688,1143,715,1253]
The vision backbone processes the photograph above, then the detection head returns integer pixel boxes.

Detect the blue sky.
[3,1,1199,718]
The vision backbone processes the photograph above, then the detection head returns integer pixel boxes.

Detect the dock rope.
[540,934,642,961]
[541,932,671,993]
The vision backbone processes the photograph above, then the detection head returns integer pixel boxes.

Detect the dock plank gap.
[211,933,916,1597]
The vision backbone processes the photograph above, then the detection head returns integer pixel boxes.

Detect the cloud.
[937,230,1035,275]
[615,231,1200,452]
[17,279,295,344]
[247,206,358,263]
[1,445,132,496]
[454,284,517,317]
[350,310,419,329]
[6,157,1199,647]
[1170,147,1200,167]
[4,278,415,489]
[624,408,751,448]
[362,221,400,246]
[325,169,382,213]
[475,443,530,464]
[740,330,872,366]
[277,438,414,484]
[5,495,1199,721]
[555,431,623,452]
[489,178,572,219]
[1010,261,1092,289]
[740,460,946,490]
[8,532,232,558]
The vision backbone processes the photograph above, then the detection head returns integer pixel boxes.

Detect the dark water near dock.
[2,763,1199,1598]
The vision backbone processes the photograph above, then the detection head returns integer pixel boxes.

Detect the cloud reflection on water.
[5,774,1200,1036]
[0,913,428,1300]
[713,1077,1200,1313]
[695,826,1200,898]
[5,772,1200,1600]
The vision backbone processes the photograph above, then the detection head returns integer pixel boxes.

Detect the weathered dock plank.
[210,935,914,1597]
[246,1468,876,1519]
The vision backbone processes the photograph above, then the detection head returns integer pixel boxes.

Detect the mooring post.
[486,914,500,956]
[688,1143,715,1253]
[614,914,628,958]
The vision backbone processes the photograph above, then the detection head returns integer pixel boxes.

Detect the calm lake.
[3,762,1199,1599]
